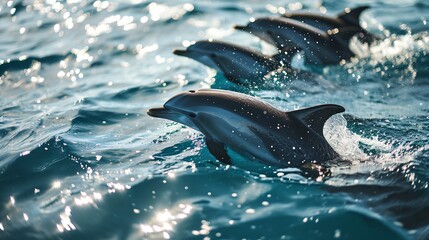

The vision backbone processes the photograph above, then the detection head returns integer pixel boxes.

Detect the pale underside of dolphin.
[282,5,377,44]
[148,89,345,169]
[173,40,301,84]
[235,17,361,65]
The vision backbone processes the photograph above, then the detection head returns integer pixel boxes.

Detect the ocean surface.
[0,0,428,239]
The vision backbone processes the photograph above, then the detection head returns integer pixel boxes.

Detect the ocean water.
[0,0,428,239]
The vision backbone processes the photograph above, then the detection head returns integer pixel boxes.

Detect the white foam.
[324,115,428,178]
[324,115,368,163]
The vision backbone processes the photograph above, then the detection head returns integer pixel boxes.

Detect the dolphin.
[282,6,376,44]
[147,89,344,171]
[173,40,301,85]
[234,17,361,65]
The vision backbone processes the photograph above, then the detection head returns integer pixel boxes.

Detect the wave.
[0,53,71,76]
[0,136,81,204]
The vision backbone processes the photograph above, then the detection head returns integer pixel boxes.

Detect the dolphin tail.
[337,5,370,26]
[288,104,345,137]
[272,46,302,67]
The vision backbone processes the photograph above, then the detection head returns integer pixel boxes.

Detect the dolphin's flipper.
[337,6,370,26]
[205,137,232,164]
[288,104,345,136]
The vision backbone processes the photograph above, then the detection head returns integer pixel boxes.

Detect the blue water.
[0,0,428,239]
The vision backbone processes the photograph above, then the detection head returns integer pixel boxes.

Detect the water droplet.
[245,208,255,214]
[334,229,341,238]
[20,150,30,156]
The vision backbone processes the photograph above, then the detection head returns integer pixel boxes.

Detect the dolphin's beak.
[148,106,199,130]
[173,49,190,57]
[233,25,248,31]
[147,107,174,118]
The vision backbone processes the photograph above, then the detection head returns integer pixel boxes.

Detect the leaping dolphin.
[148,89,344,171]
[173,40,300,85]
[282,6,376,44]
[235,17,361,65]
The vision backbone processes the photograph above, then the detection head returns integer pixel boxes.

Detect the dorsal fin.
[337,6,370,26]
[288,104,345,136]
[327,26,362,43]
[272,46,302,67]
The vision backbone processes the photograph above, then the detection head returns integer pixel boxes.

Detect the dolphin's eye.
[188,113,196,118]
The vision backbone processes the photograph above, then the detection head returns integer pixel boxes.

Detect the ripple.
[0,53,71,76]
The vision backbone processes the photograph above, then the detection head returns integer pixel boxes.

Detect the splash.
[348,31,428,83]
[324,115,370,163]
[324,115,429,185]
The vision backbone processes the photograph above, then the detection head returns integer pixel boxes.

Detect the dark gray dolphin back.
[173,40,296,84]
[282,6,376,44]
[236,17,360,64]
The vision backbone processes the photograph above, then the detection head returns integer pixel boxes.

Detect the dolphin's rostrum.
[148,89,344,169]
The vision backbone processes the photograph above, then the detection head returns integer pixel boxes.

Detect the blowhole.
[189,90,195,93]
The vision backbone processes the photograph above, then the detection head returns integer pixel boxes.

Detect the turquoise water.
[0,0,428,239]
